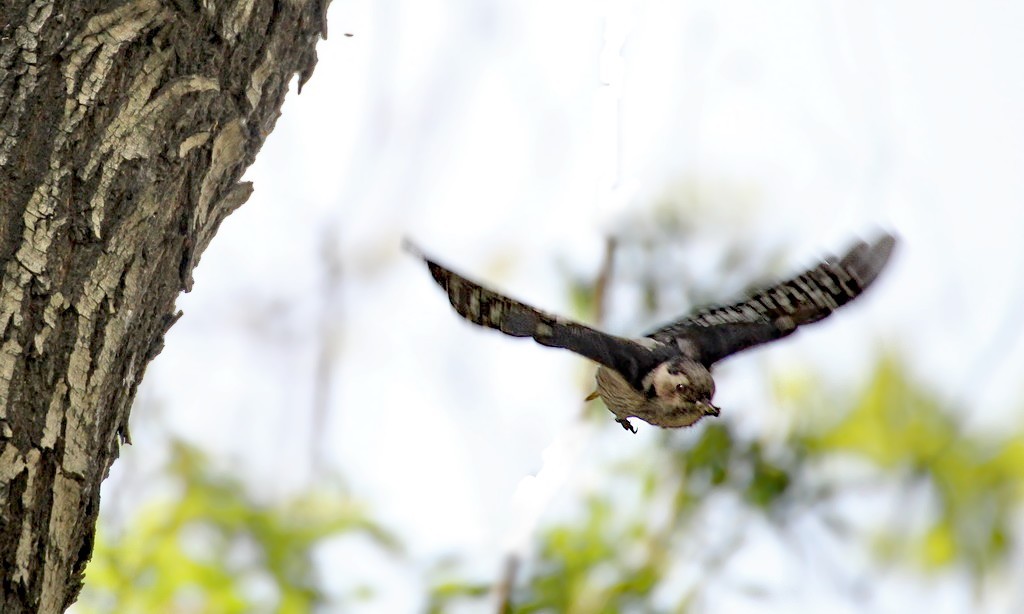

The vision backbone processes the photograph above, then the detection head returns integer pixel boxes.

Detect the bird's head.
[643,357,719,425]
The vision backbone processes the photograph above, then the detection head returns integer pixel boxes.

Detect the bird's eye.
[675,383,687,393]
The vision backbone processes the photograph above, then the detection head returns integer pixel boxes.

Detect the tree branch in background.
[495,236,619,613]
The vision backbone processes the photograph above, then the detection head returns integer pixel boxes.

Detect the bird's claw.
[616,418,637,434]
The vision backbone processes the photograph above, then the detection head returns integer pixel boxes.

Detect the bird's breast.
[592,365,710,429]
[593,366,646,418]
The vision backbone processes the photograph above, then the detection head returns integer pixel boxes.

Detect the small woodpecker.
[409,234,896,433]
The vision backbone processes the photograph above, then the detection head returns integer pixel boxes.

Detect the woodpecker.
[409,234,896,433]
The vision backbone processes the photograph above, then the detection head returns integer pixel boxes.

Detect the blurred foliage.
[434,356,1023,612]
[491,419,797,612]
[802,356,1024,575]
[77,442,397,613]
[428,224,1024,612]
[77,213,1024,612]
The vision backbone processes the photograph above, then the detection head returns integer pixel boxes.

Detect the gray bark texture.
[0,1,328,611]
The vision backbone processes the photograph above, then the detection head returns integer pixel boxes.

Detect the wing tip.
[403,238,452,290]
[841,231,898,288]
[401,237,426,260]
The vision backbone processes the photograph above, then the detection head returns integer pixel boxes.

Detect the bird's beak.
[701,403,721,417]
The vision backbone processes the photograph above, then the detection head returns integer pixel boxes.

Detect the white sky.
[99,1,1024,611]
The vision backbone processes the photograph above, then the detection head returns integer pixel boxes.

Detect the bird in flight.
[408,234,896,433]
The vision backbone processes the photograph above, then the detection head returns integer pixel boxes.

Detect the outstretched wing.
[647,233,897,366]
[408,242,667,389]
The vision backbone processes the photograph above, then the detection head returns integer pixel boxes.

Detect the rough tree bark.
[0,1,329,611]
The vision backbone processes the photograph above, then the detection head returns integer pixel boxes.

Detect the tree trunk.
[0,1,328,611]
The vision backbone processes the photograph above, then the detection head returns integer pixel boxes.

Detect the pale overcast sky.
[101,1,1024,611]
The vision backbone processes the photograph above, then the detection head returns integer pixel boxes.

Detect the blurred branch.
[495,236,619,614]
[311,225,345,478]
[495,556,518,614]
[593,236,618,326]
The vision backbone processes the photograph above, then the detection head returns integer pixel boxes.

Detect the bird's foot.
[616,418,637,434]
